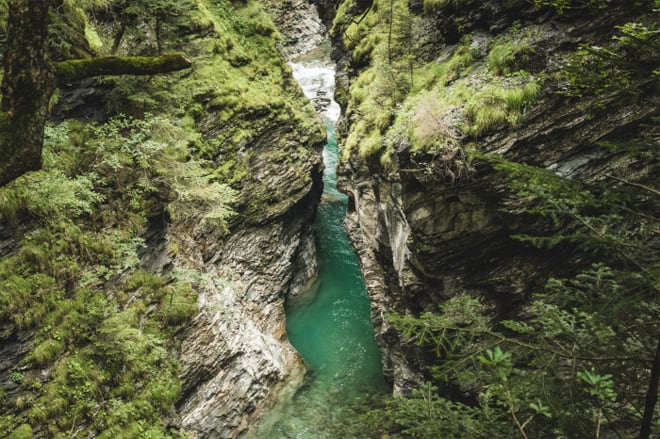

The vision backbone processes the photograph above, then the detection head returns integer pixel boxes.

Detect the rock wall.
[173,177,321,437]
[262,0,327,60]
[328,0,658,391]
[0,1,325,437]
[170,2,327,436]
[170,140,322,437]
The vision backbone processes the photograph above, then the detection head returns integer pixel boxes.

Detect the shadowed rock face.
[327,2,659,392]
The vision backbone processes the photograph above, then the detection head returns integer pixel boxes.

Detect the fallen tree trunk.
[54,54,192,86]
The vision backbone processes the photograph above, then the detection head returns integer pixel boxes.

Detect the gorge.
[248,55,389,438]
[0,0,658,438]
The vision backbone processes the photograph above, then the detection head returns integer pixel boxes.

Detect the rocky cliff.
[326,0,658,392]
[0,1,324,437]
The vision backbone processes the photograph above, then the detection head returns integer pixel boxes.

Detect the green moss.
[0,0,321,435]
[160,283,198,325]
[359,130,384,157]
[352,33,379,66]
[0,112,225,436]
[8,424,33,439]
[54,54,192,86]
[0,170,103,223]
[415,38,475,91]
[31,339,65,366]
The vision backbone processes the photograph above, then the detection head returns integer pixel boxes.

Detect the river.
[249,53,390,438]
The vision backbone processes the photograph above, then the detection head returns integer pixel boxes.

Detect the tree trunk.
[0,0,56,187]
[111,22,127,54]
[0,1,192,187]
[639,339,660,439]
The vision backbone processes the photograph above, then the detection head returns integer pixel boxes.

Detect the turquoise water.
[287,120,388,395]
[250,61,389,438]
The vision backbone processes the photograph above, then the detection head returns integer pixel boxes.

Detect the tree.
[0,0,192,187]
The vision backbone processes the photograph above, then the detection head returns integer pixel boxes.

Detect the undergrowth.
[332,0,541,180]
[0,112,228,437]
[0,0,323,435]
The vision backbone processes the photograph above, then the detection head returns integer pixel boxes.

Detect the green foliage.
[167,159,237,231]
[557,14,659,99]
[478,346,512,382]
[41,114,236,230]
[391,294,491,365]
[414,37,475,91]
[0,0,322,435]
[533,0,632,14]
[335,0,420,159]
[9,372,23,384]
[577,368,617,403]
[0,105,227,439]
[0,0,8,34]
[334,1,542,164]
[47,0,96,59]
[0,215,201,436]
[379,109,658,435]
[463,80,540,137]
[31,339,65,367]
[487,39,535,76]
[381,267,658,436]
[0,171,103,223]
[423,0,473,12]
[8,424,33,439]
[365,382,484,438]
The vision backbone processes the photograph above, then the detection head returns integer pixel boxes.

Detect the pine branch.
[604,174,660,197]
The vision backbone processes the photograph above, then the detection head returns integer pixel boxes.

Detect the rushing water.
[250,58,390,438]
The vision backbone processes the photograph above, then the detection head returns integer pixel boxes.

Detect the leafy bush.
[8,424,33,439]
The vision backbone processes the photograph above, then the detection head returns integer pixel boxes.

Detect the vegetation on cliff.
[333,0,542,177]
[333,0,658,437]
[0,0,321,436]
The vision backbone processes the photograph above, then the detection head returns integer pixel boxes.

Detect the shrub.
[0,171,103,223]
[410,92,462,152]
